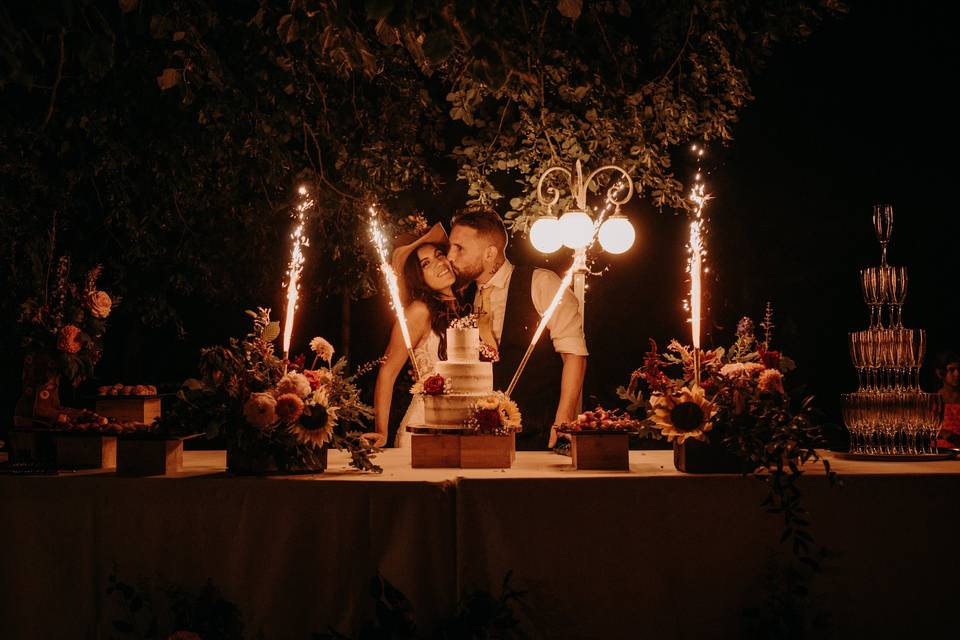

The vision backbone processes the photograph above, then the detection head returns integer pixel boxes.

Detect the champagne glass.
[873,204,893,266]
[885,266,908,328]
[909,329,927,391]
[861,268,884,329]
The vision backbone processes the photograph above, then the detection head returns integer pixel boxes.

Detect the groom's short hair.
[451,205,508,250]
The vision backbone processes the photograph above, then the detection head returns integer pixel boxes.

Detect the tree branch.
[41,29,66,131]
[591,6,624,92]
[303,122,361,202]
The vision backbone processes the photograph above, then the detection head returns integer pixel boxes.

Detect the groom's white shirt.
[474,259,588,356]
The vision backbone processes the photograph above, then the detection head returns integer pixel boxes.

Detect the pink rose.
[758,369,785,395]
[57,324,82,353]
[242,392,278,430]
[85,290,112,318]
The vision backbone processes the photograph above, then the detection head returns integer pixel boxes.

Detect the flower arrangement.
[466,393,522,435]
[158,308,381,473]
[618,304,837,574]
[18,257,115,387]
[560,407,644,433]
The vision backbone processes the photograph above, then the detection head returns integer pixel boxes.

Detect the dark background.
[11,1,960,447]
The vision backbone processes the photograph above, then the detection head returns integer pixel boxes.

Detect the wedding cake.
[422,326,494,428]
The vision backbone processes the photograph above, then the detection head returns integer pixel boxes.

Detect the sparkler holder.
[673,436,746,474]
[407,426,516,468]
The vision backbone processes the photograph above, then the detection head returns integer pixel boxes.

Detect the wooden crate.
[55,434,117,469]
[95,397,161,424]
[410,433,515,469]
[410,434,461,468]
[117,438,183,476]
[460,434,513,468]
[8,429,57,463]
[570,433,630,471]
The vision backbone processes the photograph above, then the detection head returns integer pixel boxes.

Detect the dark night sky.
[65,1,960,447]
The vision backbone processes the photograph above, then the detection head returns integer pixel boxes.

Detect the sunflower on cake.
[410,313,521,436]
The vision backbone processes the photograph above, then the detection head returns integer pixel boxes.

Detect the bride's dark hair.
[402,242,461,360]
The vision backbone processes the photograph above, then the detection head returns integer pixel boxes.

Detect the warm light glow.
[530,215,563,253]
[598,215,635,254]
[685,146,710,354]
[559,210,594,249]
[368,205,422,380]
[689,221,702,350]
[282,185,312,358]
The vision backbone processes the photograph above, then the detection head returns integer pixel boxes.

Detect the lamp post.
[528,159,636,327]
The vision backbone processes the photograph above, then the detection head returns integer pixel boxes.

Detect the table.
[2,449,958,639]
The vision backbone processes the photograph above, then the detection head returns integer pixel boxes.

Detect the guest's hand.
[361,431,388,447]
[547,424,568,448]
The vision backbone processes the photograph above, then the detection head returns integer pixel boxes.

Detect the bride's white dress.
[394,330,441,448]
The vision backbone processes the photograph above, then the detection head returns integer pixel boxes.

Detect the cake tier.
[435,360,493,394]
[424,394,484,428]
[447,327,480,362]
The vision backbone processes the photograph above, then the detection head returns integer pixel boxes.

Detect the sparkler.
[505,200,620,398]
[368,205,422,381]
[686,145,710,386]
[282,185,312,362]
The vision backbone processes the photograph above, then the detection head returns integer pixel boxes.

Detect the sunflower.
[650,385,718,444]
[496,397,522,430]
[289,388,338,448]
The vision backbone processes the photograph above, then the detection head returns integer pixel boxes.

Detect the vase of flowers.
[620,307,823,475]
[15,258,114,426]
[159,308,381,475]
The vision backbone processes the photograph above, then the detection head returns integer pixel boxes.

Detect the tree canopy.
[0,0,844,345]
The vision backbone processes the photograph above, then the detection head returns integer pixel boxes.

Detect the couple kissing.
[367,205,588,450]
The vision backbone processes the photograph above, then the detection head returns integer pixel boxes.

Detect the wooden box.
[460,434,514,468]
[570,432,630,470]
[8,429,57,464]
[410,434,461,468]
[55,434,117,469]
[95,397,161,424]
[673,438,745,474]
[410,433,515,469]
[117,438,183,476]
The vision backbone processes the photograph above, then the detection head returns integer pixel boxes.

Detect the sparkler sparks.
[282,185,312,360]
[686,145,711,386]
[368,204,422,381]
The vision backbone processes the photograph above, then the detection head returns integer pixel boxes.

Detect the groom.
[447,205,587,450]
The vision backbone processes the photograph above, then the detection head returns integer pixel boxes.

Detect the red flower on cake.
[479,342,499,363]
[422,374,446,395]
[57,324,83,353]
[475,408,502,434]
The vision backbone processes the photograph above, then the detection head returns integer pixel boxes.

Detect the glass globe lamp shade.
[529,215,563,253]
[598,214,635,254]
[559,210,595,249]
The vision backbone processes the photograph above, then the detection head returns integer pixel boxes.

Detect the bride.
[365,223,461,448]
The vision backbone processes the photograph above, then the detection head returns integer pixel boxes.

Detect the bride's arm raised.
[365,301,431,446]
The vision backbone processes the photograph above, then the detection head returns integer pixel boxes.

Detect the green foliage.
[107,569,246,640]
[0,1,846,347]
